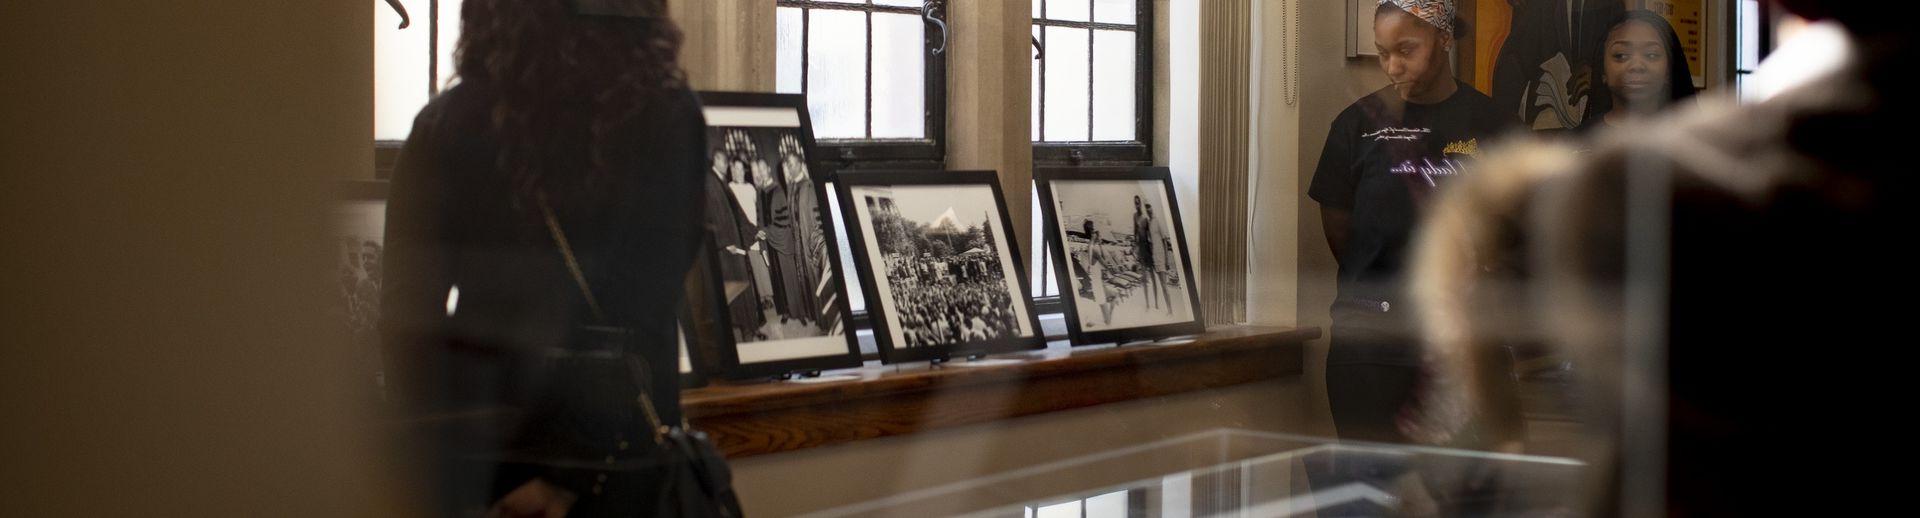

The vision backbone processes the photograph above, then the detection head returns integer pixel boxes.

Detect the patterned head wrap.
[1378,0,1455,36]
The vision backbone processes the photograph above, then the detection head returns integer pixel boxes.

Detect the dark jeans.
[1325,301,1421,443]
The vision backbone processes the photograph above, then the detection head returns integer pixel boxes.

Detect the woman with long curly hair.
[379,0,712,515]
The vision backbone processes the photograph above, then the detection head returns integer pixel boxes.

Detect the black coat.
[380,80,708,515]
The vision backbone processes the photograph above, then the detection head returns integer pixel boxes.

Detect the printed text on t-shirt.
[1362,127,1431,142]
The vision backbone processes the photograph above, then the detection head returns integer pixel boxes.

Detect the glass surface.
[777,7,805,94]
[874,0,923,7]
[871,12,926,139]
[1033,0,1043,20]
[807,9,870,139]
[374,0,429,141]
[1092,0,1136,25]
[1091,30,1137,141]
[1047,0,1090,23]
[810,430,1585,518]
[1042,26,1091,142]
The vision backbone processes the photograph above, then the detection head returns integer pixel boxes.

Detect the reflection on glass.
[1043,26,1091,142]
[776,7,804,94]
[808,9,869,139]
[1047,0,1091,23]
[1093,0,1136,25]
[374,0,429,141]
[871,12,926,139]
[1092,30,1137,141]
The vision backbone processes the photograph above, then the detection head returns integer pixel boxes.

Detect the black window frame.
[777,0,950,172]
[1030,0,1155,167]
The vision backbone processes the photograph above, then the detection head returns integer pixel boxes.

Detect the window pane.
[777,7,804,94]
[1031,25,1043,142]
[1085,491,1129,517]
[874,0,923,7]
[807,9,869,139]
[871,13,925,139]
[1739,0,1761,70]
[1033,0,1043,19]
[436,0,464,89]
[1093,0,1136,25]
[1042,27,1090,142]
[1047,0,1090,22]
[375,0,429,141]
[1092,30,1136,141]
[1035,501,1081,518]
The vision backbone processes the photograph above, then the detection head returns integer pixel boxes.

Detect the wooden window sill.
[684,325,1320,458]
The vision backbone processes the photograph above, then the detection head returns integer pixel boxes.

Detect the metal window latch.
[925,1,949,55]
[384,0,412,29]
[1069,149,1085,164]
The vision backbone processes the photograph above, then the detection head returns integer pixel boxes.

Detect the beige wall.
[671,0,779,91]
[1,1,397,515]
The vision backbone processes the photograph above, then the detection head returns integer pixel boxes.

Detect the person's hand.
[488,479,576,518]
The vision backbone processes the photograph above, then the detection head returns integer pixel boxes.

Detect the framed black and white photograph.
[696,91,863,379]
[1036,167,1205,344]
[836,170,1047,363]
[332,180,391,399]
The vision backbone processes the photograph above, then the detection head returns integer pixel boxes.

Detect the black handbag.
[532,194,746,518]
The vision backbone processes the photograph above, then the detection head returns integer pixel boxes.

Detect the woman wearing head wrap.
[1578,10,1699,133]
[1307,0,1518,445]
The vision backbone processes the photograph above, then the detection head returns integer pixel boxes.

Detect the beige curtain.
[1199,0,1251,324]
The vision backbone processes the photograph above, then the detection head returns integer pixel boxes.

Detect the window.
[1031,0,1153,166]
[776,0,948,169]
[373,0,464,178]
[1734,0,1772,101]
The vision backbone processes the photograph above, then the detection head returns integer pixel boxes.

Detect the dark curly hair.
[453,0,686,203]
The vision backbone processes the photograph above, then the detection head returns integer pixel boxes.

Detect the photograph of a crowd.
[1045,179,1196,333]
[702,124,847,358]
[848,184,1036,349]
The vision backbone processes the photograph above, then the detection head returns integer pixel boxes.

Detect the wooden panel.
[686,325,1317,457]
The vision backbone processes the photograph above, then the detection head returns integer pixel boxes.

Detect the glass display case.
[808,429,1585,518]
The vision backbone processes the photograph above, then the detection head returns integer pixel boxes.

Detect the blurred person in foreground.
[1414,1,1911,514]
[380,0,710,515]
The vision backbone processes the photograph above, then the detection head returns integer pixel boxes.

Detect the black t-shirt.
[1311,82,1514,315]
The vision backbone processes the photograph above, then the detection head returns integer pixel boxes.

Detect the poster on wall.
[1036,167,1205,345]
[836,170,1047,363]
[1642,0,1706,86]
[696,92,862,379]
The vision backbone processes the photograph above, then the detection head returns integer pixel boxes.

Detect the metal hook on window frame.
[1032,35,1044,60]
[924,1,948,55]
[384,0,412,29]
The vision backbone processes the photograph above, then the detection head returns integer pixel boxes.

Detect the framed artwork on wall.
[1035,167,1204,345]
[695,91,863,379]
[835,170,1048,363]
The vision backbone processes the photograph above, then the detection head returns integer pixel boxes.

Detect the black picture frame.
[835,170,1049,363]
[695,91,864,380]
[1034,166,1205,345]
